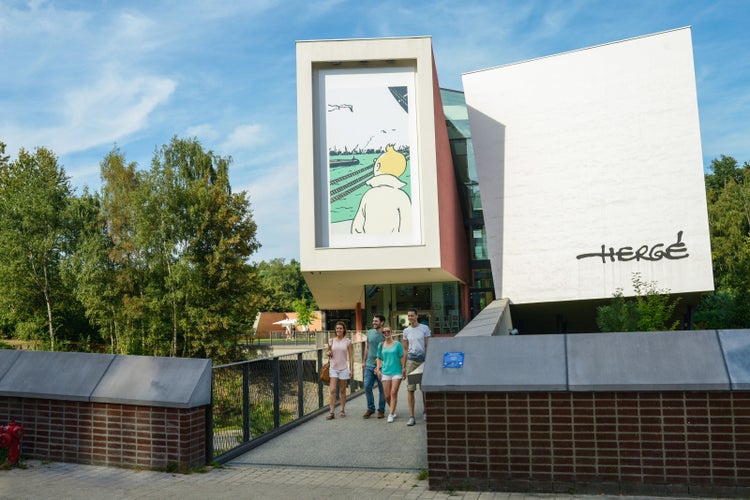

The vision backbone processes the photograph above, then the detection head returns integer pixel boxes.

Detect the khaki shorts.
[405,359,423,391]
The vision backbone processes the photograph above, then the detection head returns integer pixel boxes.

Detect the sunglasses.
[383,330,392,334]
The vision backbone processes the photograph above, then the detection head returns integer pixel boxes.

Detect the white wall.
[296,37,463,309]
[463,28,714,304]
[297,37,441,274]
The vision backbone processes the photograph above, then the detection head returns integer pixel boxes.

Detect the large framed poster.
[315,66,421,248]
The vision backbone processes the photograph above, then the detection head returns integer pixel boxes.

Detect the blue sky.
[1,0,748,263]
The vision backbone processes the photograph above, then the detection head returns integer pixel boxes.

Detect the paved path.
[229,380,427,471]
[0,384,725,499]
[0,460,718,500]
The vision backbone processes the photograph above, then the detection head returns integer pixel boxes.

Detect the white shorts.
[380,374,402,381]
[329,367,351,380]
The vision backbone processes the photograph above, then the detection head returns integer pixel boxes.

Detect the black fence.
[211,340,365,463]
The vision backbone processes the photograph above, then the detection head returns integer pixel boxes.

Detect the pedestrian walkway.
[229,379,427,470]
[0,383,726,499]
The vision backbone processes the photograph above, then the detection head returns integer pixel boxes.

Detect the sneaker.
[407,416,416,426]
[362,410,374,419]
[387,414,394,423]
[423,413,427,421]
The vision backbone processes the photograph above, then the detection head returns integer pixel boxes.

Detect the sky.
[1,0,748,263]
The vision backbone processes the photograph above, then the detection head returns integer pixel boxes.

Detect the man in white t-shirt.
[402,308,430,426]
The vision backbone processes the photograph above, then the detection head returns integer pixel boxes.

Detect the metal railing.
[211,339,366,463]
[254,330,319,346]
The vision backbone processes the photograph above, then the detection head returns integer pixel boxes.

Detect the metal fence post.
[272,357,281,429]
[297,352,304,418]
[317,349,324,408]
[242,362,250,442]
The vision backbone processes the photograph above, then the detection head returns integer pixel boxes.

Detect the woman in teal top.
[375,327,406,423]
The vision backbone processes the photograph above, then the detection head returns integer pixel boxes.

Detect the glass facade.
[441,88,495,319]
[363,282,461,334]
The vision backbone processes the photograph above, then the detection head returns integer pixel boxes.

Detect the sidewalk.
[2,459,714,499]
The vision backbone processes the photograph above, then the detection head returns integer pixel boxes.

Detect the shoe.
[407,416,416,426]
[423,413,427,421]
[387,414,394,423]
[377,411,385,419]
[339,411,346,418]
[363,410,374,419]
[326,413,335,420]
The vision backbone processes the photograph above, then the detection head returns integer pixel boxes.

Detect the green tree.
[153,137,262,359]
[0,147,74,350]
[597,273,680,332]
[92,138,262,361]
[255,258,315,312]
[631,273,681,331]
[64,186,122,353]
[697,155,750,328]
[293,298,318,332]
[595,289,638,332]
[97,147,149,354]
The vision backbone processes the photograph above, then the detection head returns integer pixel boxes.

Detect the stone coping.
[422,329,750,392]
[0,350,211,408]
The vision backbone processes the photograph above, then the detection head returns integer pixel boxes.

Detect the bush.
[597,272,680,332]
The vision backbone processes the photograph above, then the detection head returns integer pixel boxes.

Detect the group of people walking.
[324,308,430,426]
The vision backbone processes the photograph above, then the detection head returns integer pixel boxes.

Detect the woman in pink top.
[326,321,354,419]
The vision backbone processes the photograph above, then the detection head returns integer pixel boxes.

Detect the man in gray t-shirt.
[402,308,430,426]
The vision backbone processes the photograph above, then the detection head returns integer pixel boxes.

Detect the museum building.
[296,29,713,334]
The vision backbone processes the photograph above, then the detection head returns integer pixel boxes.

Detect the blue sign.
[442,351,464,368]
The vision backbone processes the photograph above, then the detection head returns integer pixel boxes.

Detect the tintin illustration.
[323,69,418,244]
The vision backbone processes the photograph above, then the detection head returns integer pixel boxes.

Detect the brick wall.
[1,397,208,471]
[426,391,750,497]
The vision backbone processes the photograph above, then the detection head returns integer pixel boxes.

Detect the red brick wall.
[1,397,207,471]
[426,392,750,497]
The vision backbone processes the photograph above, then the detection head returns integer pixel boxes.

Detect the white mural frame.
[314,66,421,248]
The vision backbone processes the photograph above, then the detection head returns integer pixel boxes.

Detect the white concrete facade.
[462,28,714,304]
[296,37,468,309]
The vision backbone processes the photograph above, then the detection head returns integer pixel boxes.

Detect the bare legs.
[328,377,348,415]
[338,378,347,414]
[383,378,402,415]
[407,388,425,418]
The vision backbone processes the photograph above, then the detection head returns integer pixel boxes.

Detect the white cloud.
[186,124,220,142]
[175,0,279,21]
[220,124,268,153]
[1,72,175,156]
[65,161,102,190]
[115,11,155,39]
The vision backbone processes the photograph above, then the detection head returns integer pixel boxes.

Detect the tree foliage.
[0,137,276,362]
[293,298,318,331]
[597,272,680,332]
[0,146,74,350]
[82,138,263,360]
[595,290,638,332]
[255,258,315,312]
[696,155,750,328]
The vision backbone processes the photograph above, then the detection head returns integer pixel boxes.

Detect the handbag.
[320,361,330,384]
